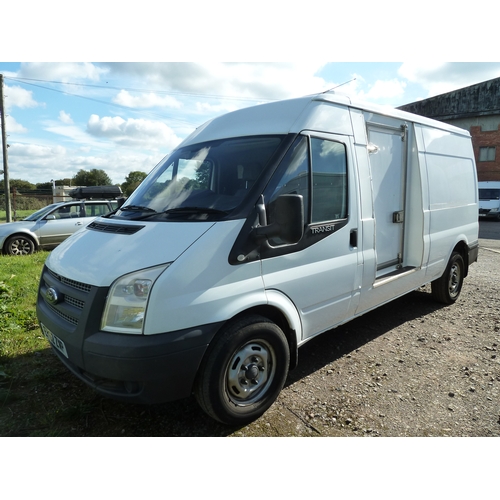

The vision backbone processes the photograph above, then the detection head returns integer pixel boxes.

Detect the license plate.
[41,323,68,358]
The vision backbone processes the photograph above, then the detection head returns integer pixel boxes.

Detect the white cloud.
[363,79,407,100]
[58,111,73,124]
[113,90,182,109]
[9,143,66,158]
[7,141,161,185]
[195,101,240,115]
[398,62,500,97]
[18,62,106,82]
[87,114,181,150]
[104,62,329,100]
[6,115,28,134]
[5,85,41,110]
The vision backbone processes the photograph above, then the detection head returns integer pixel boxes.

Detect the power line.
[5,76,275,103]
[3,76,194,125]
[4,75,275,126]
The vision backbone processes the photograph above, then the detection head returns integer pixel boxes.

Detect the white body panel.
[45,92,478,347]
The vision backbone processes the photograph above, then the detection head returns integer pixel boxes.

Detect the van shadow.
[283,286,442,387]
[4,288,445,437]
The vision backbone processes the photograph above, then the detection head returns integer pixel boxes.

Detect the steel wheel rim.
[226,340,276,406]
[448,262,461,298]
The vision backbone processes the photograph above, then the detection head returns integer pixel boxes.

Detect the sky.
[1,3,499,188]
[3,61,500,187]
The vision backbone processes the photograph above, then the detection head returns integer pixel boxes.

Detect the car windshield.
[22,203,62,221]
[114,136,283,220]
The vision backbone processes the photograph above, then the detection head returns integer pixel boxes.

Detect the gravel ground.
[233,221,500,437]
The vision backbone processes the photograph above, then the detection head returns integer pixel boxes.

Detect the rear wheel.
[4,235,35,256]
[431,251,465,304]
[195,314,290,425]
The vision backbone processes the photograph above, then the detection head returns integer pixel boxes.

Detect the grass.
[0,209,36,223]
[0,251,233,437]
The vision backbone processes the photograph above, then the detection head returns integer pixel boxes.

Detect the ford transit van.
[36,92,479,425]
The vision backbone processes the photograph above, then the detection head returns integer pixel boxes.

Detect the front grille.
[48,303,79,326]
[41,267,93,328]
[65,295,85,310]
[48,269,91,293]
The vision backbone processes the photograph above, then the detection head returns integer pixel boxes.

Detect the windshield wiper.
[162,206,228,215]
[120,205,158,213]
[115,205,159,220]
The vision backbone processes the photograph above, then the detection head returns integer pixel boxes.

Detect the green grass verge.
[0,210,36,223]
[0,252,229,436]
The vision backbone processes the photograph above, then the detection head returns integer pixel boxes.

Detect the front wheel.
[4,235,35,256]
[431,251,465,304]
[195,315,290,425]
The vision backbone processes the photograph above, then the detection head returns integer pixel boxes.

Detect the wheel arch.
[228,304,300,370]
[452,239,470,278]
[3,231,39,254]
[201,300,300,376]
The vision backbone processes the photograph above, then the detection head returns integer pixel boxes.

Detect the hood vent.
[87,221,145,235]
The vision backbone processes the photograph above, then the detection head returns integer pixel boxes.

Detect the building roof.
[398,77,500,121]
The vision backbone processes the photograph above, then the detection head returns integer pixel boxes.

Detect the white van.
[478,181,500,220]
[36,92,479,425]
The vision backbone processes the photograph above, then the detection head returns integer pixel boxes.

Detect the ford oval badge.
[45,287,60,305]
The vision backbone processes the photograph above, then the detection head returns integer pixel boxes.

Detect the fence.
[0,189,53,218]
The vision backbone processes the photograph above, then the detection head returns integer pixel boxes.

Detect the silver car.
[0,199,117,255]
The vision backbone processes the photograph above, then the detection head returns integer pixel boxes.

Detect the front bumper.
[46,324,222,404]
[36,264,222,404]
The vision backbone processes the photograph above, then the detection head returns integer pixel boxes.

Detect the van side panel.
[418,125,479,279]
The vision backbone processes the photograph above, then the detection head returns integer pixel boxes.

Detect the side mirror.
[254,194,304,244]
[45,215,56,220]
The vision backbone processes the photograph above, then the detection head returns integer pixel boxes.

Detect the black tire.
[195,314,290,425]
[431,251,465,304]
[4,235,35,256]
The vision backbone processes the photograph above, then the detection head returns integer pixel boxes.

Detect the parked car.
[0,199,118,255]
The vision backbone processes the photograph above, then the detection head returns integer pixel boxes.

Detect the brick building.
[398,77,500,182]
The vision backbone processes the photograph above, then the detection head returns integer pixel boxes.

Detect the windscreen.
[479,188,500,200]
[23,203,61,221]
[116,136,283,220]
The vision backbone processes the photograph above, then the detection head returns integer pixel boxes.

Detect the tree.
[36,179,73,190]
[10,179,36,191]
[121,171,148,196]
[72,169,112,187]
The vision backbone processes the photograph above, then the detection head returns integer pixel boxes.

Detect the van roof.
[179,92,471,149]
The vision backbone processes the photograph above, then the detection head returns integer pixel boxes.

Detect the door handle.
[350,229,358,248]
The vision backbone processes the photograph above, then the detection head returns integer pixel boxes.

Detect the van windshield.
[479,188,500,200]
[115,136,283,220]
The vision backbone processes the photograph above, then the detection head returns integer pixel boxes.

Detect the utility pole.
[1,74,12,222]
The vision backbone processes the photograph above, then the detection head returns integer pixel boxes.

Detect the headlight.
[101,264,170,334]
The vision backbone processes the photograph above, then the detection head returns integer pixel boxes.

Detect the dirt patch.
[235,244,500,437]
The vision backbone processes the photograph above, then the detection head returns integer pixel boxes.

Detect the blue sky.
[1,2,499,187]
[3,61,500,187]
